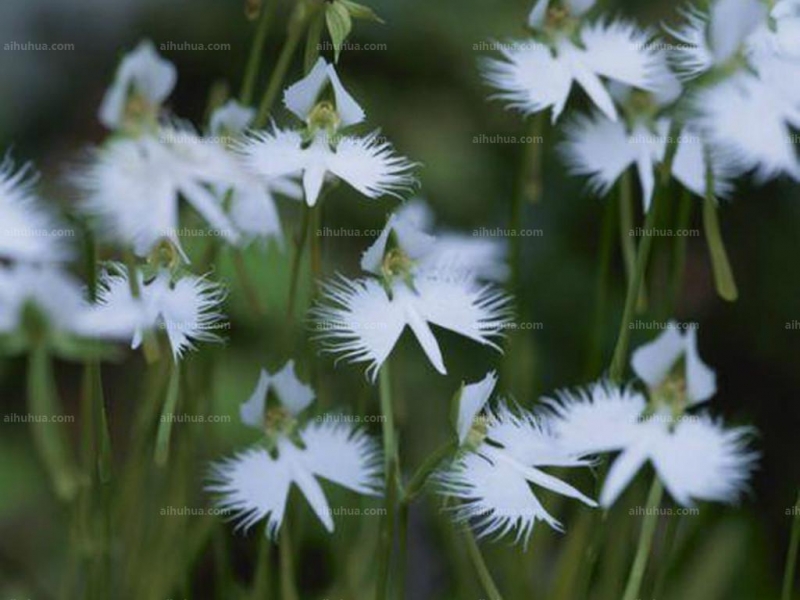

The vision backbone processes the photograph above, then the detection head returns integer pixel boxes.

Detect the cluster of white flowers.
[484,0,800,208]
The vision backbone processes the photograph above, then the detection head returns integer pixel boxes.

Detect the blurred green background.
[1,0,799,598]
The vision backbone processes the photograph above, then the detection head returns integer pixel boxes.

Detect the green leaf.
[340,0,385,23]
[325,1,353,62]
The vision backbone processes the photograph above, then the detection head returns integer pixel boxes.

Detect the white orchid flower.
[208,364,382,538]
[241,58,416,207]
[436,372,597,545]
[0,157,72,263]
[98,39,177,130]
[630,322,716,405]
[76,265,227,360]
[482,18,666,122]
[77,127,245,257]
[547,383,757,508]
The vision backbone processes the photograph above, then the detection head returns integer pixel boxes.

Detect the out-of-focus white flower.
[312,274,512,380]
[436,373,596,545]
[77,265,226,360]
[482,18,666,122]
[241,58,416,206]
[630,321,716,405]
[393,200,510,282]
[547,383,757,507]
[98,39,177,130]
[527,0,595,30]
[0,263,89,335]
[77,128,244,256]
[560,112,733,208]
[208,365,382,538]
[0,157,71,263]
[208,100,301,247]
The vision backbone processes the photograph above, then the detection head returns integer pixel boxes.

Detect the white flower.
[393,200,510,282]
[0,157,71,263]
[239,361,315,427]
[547,383,756,507]
[630,321,716,405]
[210,100,256,137]
[77,128,244,256]
[241,59,416,206]
[312,274,512,380]
[0,263,89,335]
[437,374,597,545]
[482,20,666,122]
[208,367,382,538]
[98,39,177,130]
[527,0,596,30]
[560,112,733,208]
[76,265,227,360]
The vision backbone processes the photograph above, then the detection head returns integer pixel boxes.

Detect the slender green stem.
[402,440,457,505]
[375,363,399,600]
[304,11,325,72]
[463,526,504,600]
[27,345,81,501]
[651,513,683,599]
[621,478,664,600]
[668,188,693,313]
[702,155,738,302]
[287,207,312,319]
[255,8,310,128]
[782,491,800,600]
[310,203,323,281]
[280,523,299,600]
[154,362,181,466]
[252,531,273,600]
[619,171,647,312]
[585,197,616,378]
[232,248,265,315]
[240,0,277,105]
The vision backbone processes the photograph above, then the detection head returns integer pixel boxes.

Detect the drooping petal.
[558,41,619,121]
[311,276,408,382]
[326,131,417,200]
[283,58,330,122]
[650,415,757,506]
[599,441,653,507]
[326,63,366,127]
[240,370,270,428]
[207,445,293,538]
[630,323,685,389]
[271,360,316,415]
[299,419,383,494]
[683,328,717,404]
[399,292,448,375]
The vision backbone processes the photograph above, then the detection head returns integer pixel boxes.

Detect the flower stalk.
[620,478,664,600]
[782,490,800,600]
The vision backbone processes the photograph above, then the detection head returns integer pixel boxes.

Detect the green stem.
[621,478,664,600]
[303,11,325,72]
[252,531,273,600]
[375,363,398,600]
[287,207,312,320]
[27,345,81,501]
[668,188,693,313]
[240,0,277,105]
[463,526,504,600]
[782,491,800,600]
[402,440,457,505]
[702,155,738,302]
[232,248,265,315]
[280,524,299,600]
[154,362,181,466]
[619,171,647,312]
[124,252,161,363]
[255,7,310,128]
[585,196,616,378]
